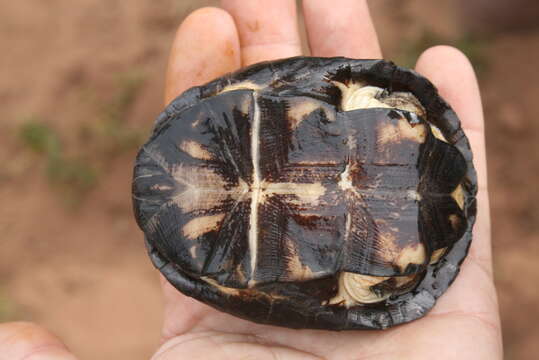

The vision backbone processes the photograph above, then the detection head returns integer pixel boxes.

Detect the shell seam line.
[248,93,261,282]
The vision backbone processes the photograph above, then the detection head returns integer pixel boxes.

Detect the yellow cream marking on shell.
[334,82,447,146]
[329,272,391,306]
[182,213,226,240]
[377,117,427,145]
[134,173,154,181]
[201,277,241,296]
[451,184,465,210]
[337,163,366,201]
[377,122,400,144]
[288,100,321,128]
[327,272,421,307]
[430,124,447,142]
[333,82,425,116]
[238,94,252,114]
[343,212,352,245]
[430,247,447,264]
[333,82,391,111]
[248,94,262,284]
[381,92,426,117]
[150,184,174,192]
[396,117,427,143]
[376,230,426,272]
[179,140,213,160]
[377,231,399,261]
[220,81,263,93]
[171,165,248,213]
[261,181,327,206]
[189,245,197,258]
[338,163,354,191]
[407,189,422,201]
[288,98,336,129]
[202,277,289,300]
[286,250,315,281]
[395,243,426,272]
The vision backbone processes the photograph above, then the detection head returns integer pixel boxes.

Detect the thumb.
[0,322,78,360]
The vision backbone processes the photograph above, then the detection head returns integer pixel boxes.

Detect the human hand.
[0,1,502,359]
[156,1,503,359]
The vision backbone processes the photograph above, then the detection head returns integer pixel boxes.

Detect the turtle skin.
[132,57,477,330]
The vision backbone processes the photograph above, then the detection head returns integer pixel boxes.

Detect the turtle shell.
[132,57,477,330]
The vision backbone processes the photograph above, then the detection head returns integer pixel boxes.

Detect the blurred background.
[0,0,537,359]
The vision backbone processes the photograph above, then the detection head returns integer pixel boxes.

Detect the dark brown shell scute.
[133,57,477,330]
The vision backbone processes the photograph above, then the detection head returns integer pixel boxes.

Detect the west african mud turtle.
[132,57,477,330]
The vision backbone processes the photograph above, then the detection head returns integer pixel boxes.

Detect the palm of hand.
[155,261,498,360]
[154,1,501,359]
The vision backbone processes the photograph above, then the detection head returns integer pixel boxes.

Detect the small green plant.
[18,118,98,203]
[17,69,148,206]
[19,121,61,156]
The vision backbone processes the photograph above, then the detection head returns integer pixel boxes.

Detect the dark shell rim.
[137,56,478,330]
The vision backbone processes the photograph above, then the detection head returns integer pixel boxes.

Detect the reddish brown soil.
[481,31,539,360]
[0,1,537,359]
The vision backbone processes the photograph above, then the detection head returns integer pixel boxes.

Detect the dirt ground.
[1,1,538,359]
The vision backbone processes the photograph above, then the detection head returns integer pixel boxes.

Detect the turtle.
[132,57,477,330]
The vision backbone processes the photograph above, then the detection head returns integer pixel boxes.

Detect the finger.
[161,7,241,336]
[221,0,302,66]
[159,275,216,341]
[0,322,78,360]
[415,48,501,350]
[415,45,492,275]
[303,0,382,58]
[165,7,241,104]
